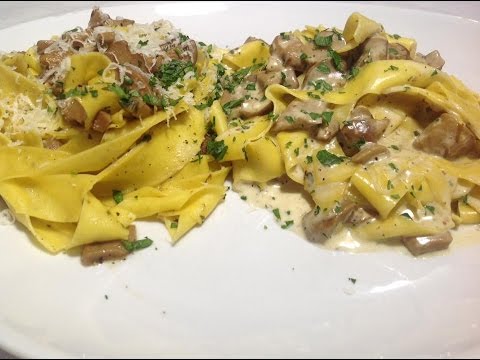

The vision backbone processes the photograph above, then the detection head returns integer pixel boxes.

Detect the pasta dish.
[0,9,479,264]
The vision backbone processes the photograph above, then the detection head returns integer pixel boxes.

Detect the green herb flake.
[138,39,149,47]
[294,147,300,157]
[388,162,399,172]
[285,141,293,149]
[431,69,438,76]
[246,83,256,91]
[112,190,123,204]
[316,150,345,167]
[316,63,331,74]
[206,140,228,161]
[281,220,294,229]
[392,34,401,40]
[273,208,281,220]
[388,47,399,55]
[300,52,308,61]
[424,205,435,214]
[305,155,313,164]
[89,89,98,98]
[387,180,394,190]
[321,111,333,124]
[121,237,154,253]
[348,277,357,284]
[285,115,295,124]
[240,195,247,201]
[400,212,413,220]
[155,59,195,88]
[314,34,333,48]
[384,65,400,72]
[170,222,178,229]
[390,145,400,150]
[311,79,333,94]
[346,66,360,80]
[390,194,400,200]
[327,48,343,71]
[222,98,244,115]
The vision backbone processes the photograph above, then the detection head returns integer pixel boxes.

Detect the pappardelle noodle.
[0,9,479,263]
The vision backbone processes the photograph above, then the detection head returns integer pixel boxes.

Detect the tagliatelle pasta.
[0,8,479,263]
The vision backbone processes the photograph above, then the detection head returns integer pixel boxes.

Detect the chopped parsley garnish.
[154,60,195,88]
[240,195,247,201]
[294,147,300,156]
[89,89,98,98]
[321,111,333,124]
[122,237,154,253]
[390,194,400,200]
[316,150,345,167]
[194,98,214,110]
[390,145,400,150]
[300,52,308,61]
[223,63,264,93]
[348,277,357,284]
[346,66,360,80]
[106,83,131,105]
[353,138,366,150]
[400,213,413,220]
[59,86,89,99]
[222,98,244,115]
[170,222,178,229]
[388,162,399,172]
[310,79,333,94]
[316,63,331,74]
[413,130,421,137]
[384,65,400,72]
[314,34,333,48]
[314,206,321,215]
[424,205,435,214]
[387,180,394,190]
[285,115,295,124]
[388,47,399,55]
[273,208,281,220]
[305,155,313,164]
[431,70,438,76]
[112,190,124,204]
[392,34,401,39]
[334,204,343,214]
[246,83,256,91]
[206,140,228,161]
[285,141,293,149]
[307,92,321,99]
[281,220,294,229]
[142,94,163,107]
[327,48,343,71]
[179,33,189,42]
[138,39,149,47]
[280,32,290,40]
[462,195,469,204]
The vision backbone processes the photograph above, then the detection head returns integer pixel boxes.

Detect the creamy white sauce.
[233,177,480,256]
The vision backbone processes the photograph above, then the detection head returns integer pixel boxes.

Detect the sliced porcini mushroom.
[171,39,198,64]
[88,7,134,29]
[351,143,389,163]
[39,50,68,71]
[415,50,445,70]
[60,98,87,125]
[271,98,328,133]
[124,64,152,96]
[387,43,410,60]
[402,231,453,256]
[105,40,145,67]
[96,31,116,48]
[354,33,388,67]
[124,96,153,119]
[43,138,63,150]
[81,225,137,266]
[345,207,375,226]
[36,40,55,55]
[270,34,306,72]
[92,110,112,133]
[337,106,389,156]
[413,113,479,160]
[257,68,298,89]
[315,120,340,141]
[302,202,356,243]
[302,61,346,91]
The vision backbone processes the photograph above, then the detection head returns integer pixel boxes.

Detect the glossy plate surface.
[0,2,479,358]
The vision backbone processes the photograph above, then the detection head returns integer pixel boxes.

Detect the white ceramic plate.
[1,2,480,358]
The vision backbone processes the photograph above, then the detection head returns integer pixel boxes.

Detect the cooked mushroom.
[270,98,328,133]
[88,7,134,29]
[302,61,346,91]
[414,50,445,70]
[315,119,340,141]
[413,113,479,160]
[123,96,153,119]
[387,43,410,60]
[81,225,137,266]
[270,35,306,72]
[92,110,112,133]
[60,98,87,125]
[39,50,68,71]
[302,203,356,243]
[257,68,298,89]
[36,40,55,55]
[337,106,389,156]
[345,207,375,225]
[354,33,388,67]
[351,143,389,163]
[96,31,116,48]
[105,40,145,68]
[402,231,453,256]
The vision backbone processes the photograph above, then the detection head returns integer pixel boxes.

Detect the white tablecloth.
[0,1,477,358]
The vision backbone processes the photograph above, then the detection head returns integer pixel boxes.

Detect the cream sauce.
[234,178,480,256]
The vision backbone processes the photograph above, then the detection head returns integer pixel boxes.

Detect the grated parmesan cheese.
[0,92,61,145]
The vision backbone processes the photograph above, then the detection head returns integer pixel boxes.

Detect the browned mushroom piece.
[39,50,69,71]
[92,110,112,133]
[270,35,306,72]
[413,113,479,160]
[302,61,346,91]
[387,43,410,60]
[257,68,299,89]
[302,202,356,243]
[414,50,445,70]
[271,98,329,133]
[124,64,153,96]
[351,143,389,163]
[105,40,143,66]
[345,207,375,226]
[96,31,116,48]
[81,225,137,266]
[60,98,87,125]
[315,120,340,141]
[337,106,389,156]
[354,33,388,67]
[88,7,134,29]
[43,138,63,150]
[124,96,153,119]
[402,231,453,256]
[36,40,55,55]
